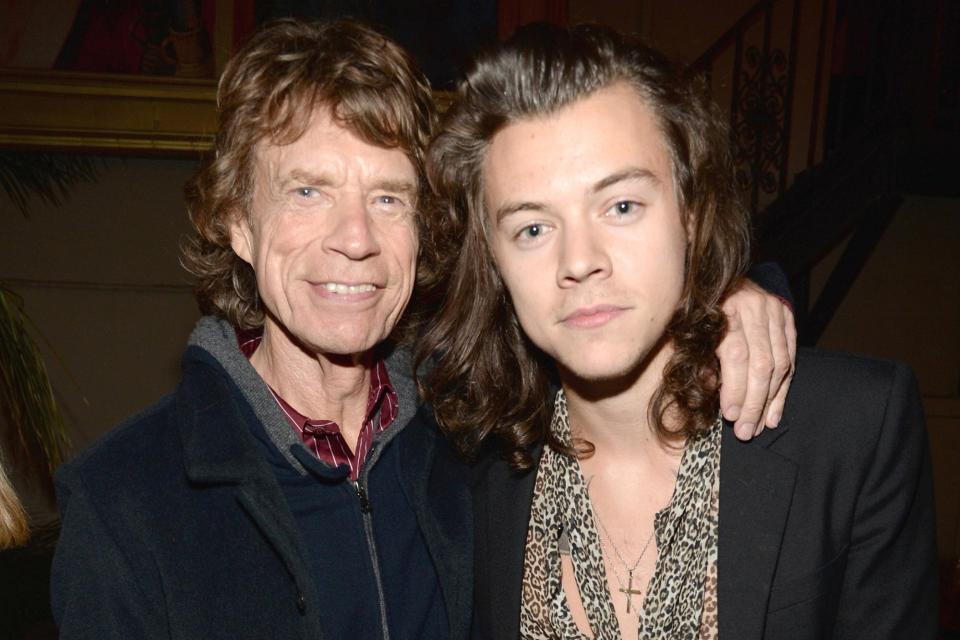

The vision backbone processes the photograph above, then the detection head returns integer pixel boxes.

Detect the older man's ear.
[229,212,255,265]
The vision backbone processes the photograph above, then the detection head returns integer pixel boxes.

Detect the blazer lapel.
[398,407,474,640]
[718,425,798,639]
[472,443,541,640]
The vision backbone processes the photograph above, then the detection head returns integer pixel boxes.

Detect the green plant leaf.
[0,151,101,218]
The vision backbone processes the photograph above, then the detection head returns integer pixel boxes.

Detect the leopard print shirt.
[519,390,721,640]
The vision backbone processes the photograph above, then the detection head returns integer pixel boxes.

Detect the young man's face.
[230,107,419,358]
[483,82,688,383]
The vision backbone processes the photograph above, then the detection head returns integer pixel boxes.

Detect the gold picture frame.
[0,67,218,155]
[0,67,455,156]
[0,0,464,157]
[0,0,239,156]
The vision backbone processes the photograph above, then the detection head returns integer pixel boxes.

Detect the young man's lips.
[560,305,627,328]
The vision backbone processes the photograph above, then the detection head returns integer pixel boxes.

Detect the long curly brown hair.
[416,23,751,468]
[181,19,439,335]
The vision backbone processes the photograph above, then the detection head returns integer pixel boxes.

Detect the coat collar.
[178,345,474,640]
[174,347,324,635]
[177,346,266,485]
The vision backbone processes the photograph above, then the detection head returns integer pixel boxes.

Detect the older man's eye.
[295,187,319,198]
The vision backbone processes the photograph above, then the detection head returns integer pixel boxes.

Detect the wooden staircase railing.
[692,0,831,215]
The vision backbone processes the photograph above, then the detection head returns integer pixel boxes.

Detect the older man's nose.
[323,200,381,260]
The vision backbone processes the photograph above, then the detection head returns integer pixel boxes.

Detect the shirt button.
[296,592,306,614]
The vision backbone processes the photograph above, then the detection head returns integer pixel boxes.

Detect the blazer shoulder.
[776,348,921,456]
[789,348,916,409]
[793,347,911,385]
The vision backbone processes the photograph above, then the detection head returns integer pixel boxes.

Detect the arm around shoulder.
[833,361,938,638]
[51,465,166,639]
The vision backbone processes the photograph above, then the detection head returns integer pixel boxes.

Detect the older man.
[51,19,793,640]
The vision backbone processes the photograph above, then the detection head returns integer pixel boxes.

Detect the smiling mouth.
[319,282,378,295]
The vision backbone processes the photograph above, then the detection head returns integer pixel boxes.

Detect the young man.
[423,23,937,639]
[51,19,795,640]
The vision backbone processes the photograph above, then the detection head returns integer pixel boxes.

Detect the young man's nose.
[556,222,611,286]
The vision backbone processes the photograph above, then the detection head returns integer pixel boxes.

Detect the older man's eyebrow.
[279,169,334,189]
[370,179,418,197]
[494,200,547,224]
[277,172,417,197]
[592,167,660,193]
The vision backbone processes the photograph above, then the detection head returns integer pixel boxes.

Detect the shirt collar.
[235,328,397,429]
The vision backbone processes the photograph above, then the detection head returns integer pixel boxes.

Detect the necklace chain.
[592,505,656,613]
[594,509,655,574]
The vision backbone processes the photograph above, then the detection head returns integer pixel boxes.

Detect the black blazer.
[471,349,938,639]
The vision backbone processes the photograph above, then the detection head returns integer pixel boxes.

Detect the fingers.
[718,280,795,441]
[763,302,797,428]
[717,304,748,430]
[734,295,775,438]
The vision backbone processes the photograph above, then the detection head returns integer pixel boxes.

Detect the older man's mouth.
[319,282,378,295]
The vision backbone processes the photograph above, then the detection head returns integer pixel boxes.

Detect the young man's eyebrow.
[494,201,546,224]
[492,168,660,224]
[591,167,660,193]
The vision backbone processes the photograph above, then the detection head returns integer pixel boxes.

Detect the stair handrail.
[692,0,776,71]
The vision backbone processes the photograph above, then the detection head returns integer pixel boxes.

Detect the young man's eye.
[515,223,550,242]
[610,200,641,215]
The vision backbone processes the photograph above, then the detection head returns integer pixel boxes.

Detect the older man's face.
[230,108,419,358]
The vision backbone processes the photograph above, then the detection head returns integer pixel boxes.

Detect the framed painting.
[0,0,563,155]
[0,0,237,155]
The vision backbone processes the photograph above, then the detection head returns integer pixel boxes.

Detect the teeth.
[322,282,376,294]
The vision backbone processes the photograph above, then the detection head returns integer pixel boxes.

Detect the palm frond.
[0,151,102,218]
[0,288,70,486]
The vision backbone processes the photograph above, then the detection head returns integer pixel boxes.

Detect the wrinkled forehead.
[256,90,423,166]
[251,106,420,192]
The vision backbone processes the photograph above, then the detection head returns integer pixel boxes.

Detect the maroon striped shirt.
[237,330,399,481]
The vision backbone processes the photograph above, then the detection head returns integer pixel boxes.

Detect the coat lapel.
[177,353,321,635]
[718,424,798,639]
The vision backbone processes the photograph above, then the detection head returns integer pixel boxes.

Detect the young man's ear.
[682,207,696,246]
[228,210,254,265]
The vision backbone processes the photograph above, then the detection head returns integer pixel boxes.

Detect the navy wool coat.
[51,342,472,640]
